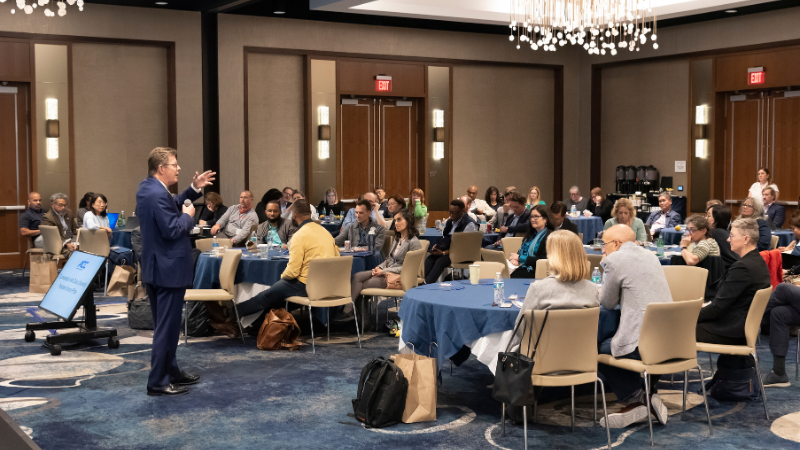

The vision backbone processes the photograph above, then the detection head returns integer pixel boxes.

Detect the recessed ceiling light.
[155,2,168,5]
[725,9,737,13]
[274,10,285,14]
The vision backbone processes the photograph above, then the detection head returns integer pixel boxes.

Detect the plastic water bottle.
[493,272,504,307]
[591,267,602,285]
[656,235,664,257]
[321,207,326,219]
[570,204,577,216]
[328,208,333,220]
[480,219,487,233]
[212,236,219,255]
[250,231,258,247]
[119,211,125,227]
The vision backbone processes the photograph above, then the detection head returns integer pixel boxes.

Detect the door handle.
[0,206,25,211]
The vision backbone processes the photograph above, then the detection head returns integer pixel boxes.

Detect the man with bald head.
[211,190,258,246]
[466,185,496,224]
[598,224,673,429]
[20,192,45,248]
[341,191,384,229]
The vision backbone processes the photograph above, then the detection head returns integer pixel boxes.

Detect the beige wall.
[72,43,169,216]
[453,65,555,203]
[310,59,337,204]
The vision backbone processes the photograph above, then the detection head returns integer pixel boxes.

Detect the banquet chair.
[361,248,426,333]
[534,259,549,279]
[662,266,708,301]
[417,239,430,286]
[183,249,244,345]
[597,299,711,446]
[696,287,772,419]
[481,249,510,278]
[448,232,484,279]
[40,226,67,269]
[472,261,506,280]
[21,239,44,278]
[501,237,523,260]
[579,232,584,243]
[288,256,360,354]
[770,235,779,250]
[195,237,232,252]
[382,230,395,257]
[501,308,611,450]
[644,224,653,242]
[77,229,111,294]
[586,254,603,275]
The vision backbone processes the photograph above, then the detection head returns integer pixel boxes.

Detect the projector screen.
[39,251,105,321]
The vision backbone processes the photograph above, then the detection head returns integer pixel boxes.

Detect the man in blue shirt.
[19,192,44,248]
[341,192,382,229]
[645,193,681,238]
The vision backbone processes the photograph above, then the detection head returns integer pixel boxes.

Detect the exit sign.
[748,67,765,85]
[375,75,392,92]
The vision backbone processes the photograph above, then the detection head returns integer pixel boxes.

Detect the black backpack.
[352,357,408,428]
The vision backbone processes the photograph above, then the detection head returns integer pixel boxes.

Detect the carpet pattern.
[1,270,800,449]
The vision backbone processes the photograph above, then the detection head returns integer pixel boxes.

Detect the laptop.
[124,215,139,230]
[107,213,119,230]
[781,252,800,270]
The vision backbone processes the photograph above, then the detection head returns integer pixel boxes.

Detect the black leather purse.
[491,310,549,406]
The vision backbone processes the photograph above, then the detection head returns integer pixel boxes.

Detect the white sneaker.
[600,402,649,428]
[649,394,669,425]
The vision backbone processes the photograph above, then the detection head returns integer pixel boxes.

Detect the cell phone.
[500,303,512,308]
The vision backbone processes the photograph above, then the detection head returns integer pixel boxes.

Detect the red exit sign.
[375,75,392,92]
[748,67,765,85]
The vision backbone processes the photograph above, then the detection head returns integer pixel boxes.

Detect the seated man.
[335,199,385,252]
[41,192,78,258]
[565,186,589,213]
[698,218,770,371]
[488,187,516,229]
[761,283,800,387]
[210,191,258,246]
[762,187,784,229]
[424,199,478,284]
[236,200,339,332]
[20,192,44,248]
[375,188,390,218]
[460,195,479,222]
[645,193,681,237]
[279,186,293,213]
[490,191,530,247]
[467,185,496,224]
[598,225,672,428]
[341,192,383,229]
[550,201,579,235]
[257,201,297,245]
[281,190,317,220]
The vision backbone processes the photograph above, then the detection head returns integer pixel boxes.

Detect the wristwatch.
[681,247,688,250]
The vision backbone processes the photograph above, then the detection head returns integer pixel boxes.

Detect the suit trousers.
[762,283,800,357]
[145,283,186,389]
[696,324,754,369]
[424,254,451,284]
[237,278,308,330]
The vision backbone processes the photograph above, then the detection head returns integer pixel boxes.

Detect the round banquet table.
[319,220,342,235]
[773,230,794,247]
[570,216,604,244]
[584,245,672,265]
[110,229,132,249]
[419,228,499,248]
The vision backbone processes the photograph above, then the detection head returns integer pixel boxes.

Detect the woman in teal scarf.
[509,204,555,279]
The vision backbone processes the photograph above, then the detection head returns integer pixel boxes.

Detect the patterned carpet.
[1,269,800,449]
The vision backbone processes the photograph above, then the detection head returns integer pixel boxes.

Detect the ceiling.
[81,0,800,33]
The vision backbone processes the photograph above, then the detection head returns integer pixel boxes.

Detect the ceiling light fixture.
[6,0,83,17]
[725,9,737,13]
[273,0,285,14]
[155,2,168,5]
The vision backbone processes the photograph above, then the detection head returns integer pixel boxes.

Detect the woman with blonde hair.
[410,188,427,219]
[527,186,545,208]
[603,198,647,242]
[317,187,345,216]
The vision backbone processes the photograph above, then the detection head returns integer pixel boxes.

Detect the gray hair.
[737,196,765,221]
[569,185,580,193]
[658,192,672,202]
[731,218,759,244]
[50,192,69,204]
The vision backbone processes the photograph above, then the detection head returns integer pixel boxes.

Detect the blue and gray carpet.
[1,270,799,449]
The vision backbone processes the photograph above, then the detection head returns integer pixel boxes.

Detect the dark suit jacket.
[559,217,579,235]
[711,228,739,272]
[135,177,202,288]
[501,209,531,239]
[41,208,77,241]
[698,249,770,338]
[765,203,786,229]
[195,204,226,227]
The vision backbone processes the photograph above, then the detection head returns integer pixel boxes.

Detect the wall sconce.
[695,105,709,125]
[695,139,707,158]
[433,109,444,160]
[318,106,330,159]
[318,140,330,159]
[45,98,59,159]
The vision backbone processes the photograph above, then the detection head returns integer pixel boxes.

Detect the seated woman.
[706,204,738,271]
[734,197,771,251]
[485,186,502,212]
[603,198,647,243]
[317,187,345,217]
[679,214,720,266]
[82,193,112,237]
[777,210,800,256]
[77,191,94,228]
[196,192,225,227]
[255,188,282,223]
[697,218,771,370]
[509,204,554,279]
[585,187,613,224]
[526,186,545,209]
[410,188,428,220]
[384,195,406,232]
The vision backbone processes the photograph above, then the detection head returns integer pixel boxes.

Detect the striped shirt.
[692,238,720,263]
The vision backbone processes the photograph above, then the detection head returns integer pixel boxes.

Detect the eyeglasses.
[600,240,622,248]
[161,163,179,168]
[530,215,542,220]
[742,204,754,209]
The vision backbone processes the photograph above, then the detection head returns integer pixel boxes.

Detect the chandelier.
[1,0,84,16]
[508,0,658,55]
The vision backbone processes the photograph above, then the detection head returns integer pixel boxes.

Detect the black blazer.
[591,199,614,224]
[698,249,771,338]
[317,201,345,216]
[559,217,579,235]
[195,204,226,226]
[501,209,531,238]
[711,228,739,272]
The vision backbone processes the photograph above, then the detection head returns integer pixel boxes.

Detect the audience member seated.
[424,199,478,284]
[235,200,338,333]
[697,218,770,372]
[210,191,258,246]
[565,185,589,213]
[490,191,530,248]
[76,191,94,228]
[82,193,113,237]
[42,192,77,258]
[255,188,282,223]
[489,187,516,229]
[735,197,771,251]
[341,192,381,229]
[762,187,784,229]
[385,195,406,232]
[485,185,502,213]
[335,199,385,251]
[603,198,647,243]
[761,283,800,387]
[20,192,44,248]
[508,204,554,279]
[645,193,681,237]
[256,201,296,245]
[460,195,480,222]
[549,201,578,235]
[281,191,317,220]
[196,192,226,227]
[374,188,389,218]
[678,214,720,266]
[279,186,294,213]
[777,211,800,257]
[317,187,345,217]
[410,188,428,221]
[467,185,496,223]
[706,199,723,210]
[526,186,546,208]
[706,205,738,271]
[586,187,613,224]
[748,167,778,205]
[598,225,672,428]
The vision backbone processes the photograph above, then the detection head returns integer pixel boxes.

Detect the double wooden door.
[339,97,419,201]
[0,83,31,269]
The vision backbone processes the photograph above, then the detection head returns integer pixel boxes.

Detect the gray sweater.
[599,242,672,357]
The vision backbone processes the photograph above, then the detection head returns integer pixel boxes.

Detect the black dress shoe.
[173,372,201,386]
[147,384,189,396]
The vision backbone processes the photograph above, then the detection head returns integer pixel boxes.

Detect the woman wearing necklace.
[508,204,555,279]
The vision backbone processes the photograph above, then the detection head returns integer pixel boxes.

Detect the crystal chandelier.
[1,0,84,17]
[508,0,658,55]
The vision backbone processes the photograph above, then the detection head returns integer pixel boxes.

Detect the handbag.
[386,272,402,290]
[491,310,549,406]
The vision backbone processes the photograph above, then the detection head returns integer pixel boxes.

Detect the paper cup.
[469,264,480,284]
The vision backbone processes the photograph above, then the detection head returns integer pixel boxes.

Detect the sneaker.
[600,402,649,428]
[648,394,669,425]
[763,370,791,388]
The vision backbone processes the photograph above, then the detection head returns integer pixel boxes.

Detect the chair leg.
[594,380,598,424]
[376,296,380,331]
[308,306,315,354]
[697,365,713,436]
[523,405,528,450]
[231,300,245,344]
[752,352,769,420]
[104,259,109,296]
[571,385,575,432]
[598,378,612,450]
[184,302,189,346]
[683,370,688,413]
[708,352,714,375]
[327,308,330,341]
[361,296,366,334]
[643,370,654,447]
[501,403,506,437]
[796,334,799,380]
[532,396,538,424]
[351,301,361,349]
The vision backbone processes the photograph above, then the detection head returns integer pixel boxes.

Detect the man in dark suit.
[762,187,785,228]
[489,191,530,248]
[549,201,579,235]
[41,192,77,258]
[136,147,215,396]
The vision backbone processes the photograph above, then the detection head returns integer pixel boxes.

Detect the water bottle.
[656,235,664,257]
[480,219,487,233]
[570,204,576,216]
[119,211,125,227]
[250,231,258,247]
[321,207,326,219]
[212,236,219,255]
[591,267,602,285]
[493,272,504,307]
[328,208,333,220]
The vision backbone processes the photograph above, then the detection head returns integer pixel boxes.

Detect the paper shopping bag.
[107,264,136,297]
[29,257,58,294]
[392,352,438,423]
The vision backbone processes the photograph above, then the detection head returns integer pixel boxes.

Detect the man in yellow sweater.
[236,199,339,332]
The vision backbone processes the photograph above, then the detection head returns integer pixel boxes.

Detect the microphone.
[184,199,192,207]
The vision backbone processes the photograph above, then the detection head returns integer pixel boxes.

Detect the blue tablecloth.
[584,246,671,265]
[571,216,604,244]
[774,230,794,247]
[399,279,526,369]
[319,220,342,234]
[419,228,499,248]
[110,229,132,249]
